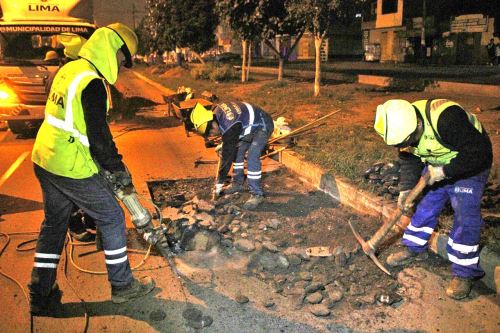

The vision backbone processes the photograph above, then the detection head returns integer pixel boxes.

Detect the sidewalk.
[278,150,500,293]
[250,60,500,85]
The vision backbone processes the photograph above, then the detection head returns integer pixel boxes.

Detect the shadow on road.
[0,194,43,215]
[34,284,326,333]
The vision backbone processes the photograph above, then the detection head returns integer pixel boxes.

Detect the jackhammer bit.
[349,173,429,276]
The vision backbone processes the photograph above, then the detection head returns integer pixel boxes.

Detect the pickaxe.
[349,172,430,276]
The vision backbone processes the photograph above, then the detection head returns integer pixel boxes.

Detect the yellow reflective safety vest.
[32,59,109,179]
[409,99,482,166]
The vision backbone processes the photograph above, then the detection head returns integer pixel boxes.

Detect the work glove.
[397,190,412,212]
[213,183,224,197]
[428,165,445,185]
[215,143,223,157]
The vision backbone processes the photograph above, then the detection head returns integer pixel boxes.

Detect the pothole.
[144,169,449,316]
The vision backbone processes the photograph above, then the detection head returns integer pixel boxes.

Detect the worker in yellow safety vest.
[374,99,492,300]
[29,23,155,315]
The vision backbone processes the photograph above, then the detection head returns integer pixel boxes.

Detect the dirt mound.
[160,66,190,78]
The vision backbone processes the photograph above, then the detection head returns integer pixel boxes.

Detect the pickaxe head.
[348,220,392,276]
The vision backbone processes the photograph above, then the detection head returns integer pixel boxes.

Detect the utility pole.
[132,3,137,30]
[421,0,426,59]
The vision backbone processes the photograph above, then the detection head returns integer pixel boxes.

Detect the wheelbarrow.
[169,98,213,137]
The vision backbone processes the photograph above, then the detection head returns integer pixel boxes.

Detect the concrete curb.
[279,150,499,293]
[357,74,500,97]
[130,70,175,96]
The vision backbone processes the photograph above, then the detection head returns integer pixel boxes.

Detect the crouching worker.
[374,99,492,300]
[191,101,274,210]
[29,23,155,315]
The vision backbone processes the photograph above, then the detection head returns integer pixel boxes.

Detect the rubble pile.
[149,175,412,317]
[363,161,401,201]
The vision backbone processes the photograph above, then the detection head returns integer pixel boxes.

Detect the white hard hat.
[374,99,417,146]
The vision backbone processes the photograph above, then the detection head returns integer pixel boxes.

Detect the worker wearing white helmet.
[374,99,492,300]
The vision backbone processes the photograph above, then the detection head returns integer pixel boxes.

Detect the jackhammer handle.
[368,173,430,249]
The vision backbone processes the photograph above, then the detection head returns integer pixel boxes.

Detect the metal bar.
[268,109,341,144]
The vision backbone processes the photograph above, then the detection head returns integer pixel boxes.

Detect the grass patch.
[295,125,398,184]
[190,63,236,82]
[134,64,238,101]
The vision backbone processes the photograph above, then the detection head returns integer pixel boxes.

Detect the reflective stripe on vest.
[45,71,98,147]
[242,102,255,136]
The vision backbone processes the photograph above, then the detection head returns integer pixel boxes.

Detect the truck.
[0,0,95,136]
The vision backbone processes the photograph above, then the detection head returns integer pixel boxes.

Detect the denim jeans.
[29,164,133,297]
[402,168,490,279]
[233,116,274,195]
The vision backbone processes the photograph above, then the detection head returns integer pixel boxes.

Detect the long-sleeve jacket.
[214,102,269,184]
[399,104,492,191]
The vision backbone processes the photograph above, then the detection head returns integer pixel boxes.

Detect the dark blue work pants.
[402,168,490,279]
[233,117,274,196]
[29,164,133,297]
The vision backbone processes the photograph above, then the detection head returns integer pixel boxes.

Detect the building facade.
[362,0,498,64]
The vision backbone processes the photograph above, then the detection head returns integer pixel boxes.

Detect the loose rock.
[310,305,331,317]
[235,239,255,252]
[235,293,249,304]
[267,218,281,229]
[263,241,279,253]
[149,309,166,321]
[306,292,323,304]
[305,283,324,294]
[325,286,344,303]
[260,254,278,271]
[196,199,215,212]
[276,255,290,269]
[287,254,302,266]
[299,271,313,281]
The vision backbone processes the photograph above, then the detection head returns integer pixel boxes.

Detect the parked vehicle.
[0,0,95,136]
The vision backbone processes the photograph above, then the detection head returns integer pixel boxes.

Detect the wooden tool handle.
[368,172,430,249]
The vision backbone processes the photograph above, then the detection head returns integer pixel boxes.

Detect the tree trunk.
[314,34,323,97]
[241,39,248,83]
[246,41,252,81]
[278,57,284,81]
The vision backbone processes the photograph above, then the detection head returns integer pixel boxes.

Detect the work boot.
[243,194,264,210]
[446,277,473,300]
[386,247,428,267]
[30,283,62,316]
[224,183,245,195]
[69,230,95,243]
[111,276,155,304]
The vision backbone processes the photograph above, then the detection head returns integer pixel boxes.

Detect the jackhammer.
[102,168,161,245]
[101,167,180,276]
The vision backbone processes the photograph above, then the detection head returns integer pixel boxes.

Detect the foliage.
[216,1,263,41]
[190,64,236,82]
[142,0,218,54]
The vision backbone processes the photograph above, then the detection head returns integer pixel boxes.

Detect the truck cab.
[0,0,95,136]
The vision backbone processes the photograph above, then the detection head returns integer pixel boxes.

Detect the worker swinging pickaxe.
[349,172,430,276]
